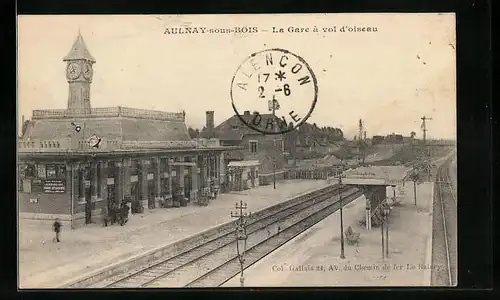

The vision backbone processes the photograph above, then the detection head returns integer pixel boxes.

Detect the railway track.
[186,189,364,287]
[431,157,457,286]
[86,184,359,288]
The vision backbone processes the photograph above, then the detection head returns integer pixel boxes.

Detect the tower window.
[249,140,258,153]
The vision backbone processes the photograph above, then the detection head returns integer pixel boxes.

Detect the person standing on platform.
[53,219,62,243]
[102,207,109,227]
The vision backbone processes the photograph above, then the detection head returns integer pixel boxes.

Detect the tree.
[358,137,368,166]
[21,120,30,138]
[410,131,416,149]
[409,170,420,207]
[188,127,200,139]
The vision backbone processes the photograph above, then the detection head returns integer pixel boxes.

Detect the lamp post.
[338,172,346,259]
[383,202,391,258]
[231,200,249,287]
[392,185,396,202]
[269,95,281,190]
[381,207,385,260]
[273,139,277,190]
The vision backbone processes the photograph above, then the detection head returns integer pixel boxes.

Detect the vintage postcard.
[17,13,457,288]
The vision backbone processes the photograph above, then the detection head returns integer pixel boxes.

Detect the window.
[46,165,57,178]
[130,159,139,169]
[45,164,66,179]
[249,140,258,153]
[37,164,46,179]
[57,164,66,179]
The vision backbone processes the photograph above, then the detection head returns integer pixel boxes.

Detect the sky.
[17,14,456,139]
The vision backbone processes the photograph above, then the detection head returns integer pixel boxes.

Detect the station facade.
[200,110,289,191]
[18,149,225,228]
[18,32,233,228]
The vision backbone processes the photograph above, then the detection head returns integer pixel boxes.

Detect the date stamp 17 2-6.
[230,48,318,135]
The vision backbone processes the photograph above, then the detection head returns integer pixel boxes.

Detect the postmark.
[230,48,318,135]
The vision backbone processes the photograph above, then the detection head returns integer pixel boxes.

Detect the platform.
[18,179,330,288]
[223,181,435,287]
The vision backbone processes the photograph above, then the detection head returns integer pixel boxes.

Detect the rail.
[186,189,364,287]
[432,156,457,287]
[74,184,344,288]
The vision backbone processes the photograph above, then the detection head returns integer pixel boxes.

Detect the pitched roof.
[201,113,284,141]
[63,32,96,62]
[22,111,192,150]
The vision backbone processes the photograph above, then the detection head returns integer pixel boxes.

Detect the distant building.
[200,110,290,190]
[372,135,384,145]
[385,133,404,143]
[372,134,404,145]
[18,32,231,228]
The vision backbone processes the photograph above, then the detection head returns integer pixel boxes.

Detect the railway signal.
[420,116,433,145]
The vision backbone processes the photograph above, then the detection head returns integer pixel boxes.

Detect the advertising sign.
[43,180,66,193]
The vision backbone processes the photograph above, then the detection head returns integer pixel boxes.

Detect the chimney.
[244,110,250,116]
[206,111,214,135]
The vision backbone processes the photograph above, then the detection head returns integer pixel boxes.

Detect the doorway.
[85,186,92,224]
[107,184,116,210]
[131,182,139,206]
[147,180,155,209]
[184,174,191,201]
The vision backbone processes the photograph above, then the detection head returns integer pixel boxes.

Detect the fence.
[258,171,286,186]
[284,166,343,181]
[32,107,185,121]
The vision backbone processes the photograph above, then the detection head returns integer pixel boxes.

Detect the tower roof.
[63,31,96,62]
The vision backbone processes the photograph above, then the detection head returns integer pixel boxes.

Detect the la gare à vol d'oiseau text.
[163,25,378,35]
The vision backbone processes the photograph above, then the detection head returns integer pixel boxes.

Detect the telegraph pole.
[231,200,249,287]
[270,95,280,190]
[273,102,276,190]
[338,173,346,259]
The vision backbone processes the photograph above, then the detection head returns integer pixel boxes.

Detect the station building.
[17,32,233,228]
[200,110,290,192]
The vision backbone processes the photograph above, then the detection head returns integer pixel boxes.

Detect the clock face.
[66,62,81,80]
[83,63,93,80]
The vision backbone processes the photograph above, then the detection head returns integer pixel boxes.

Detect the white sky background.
[17,14,456,139]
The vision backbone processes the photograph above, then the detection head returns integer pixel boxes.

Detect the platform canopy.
[342,165,409,186]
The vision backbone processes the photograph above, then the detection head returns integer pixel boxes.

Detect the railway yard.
[88,185,362,288]
[19,149,457,288]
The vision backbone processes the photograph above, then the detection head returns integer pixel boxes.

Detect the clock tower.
[63,31,96,113]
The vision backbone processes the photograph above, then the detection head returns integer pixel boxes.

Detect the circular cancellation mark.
[230,48,318,135]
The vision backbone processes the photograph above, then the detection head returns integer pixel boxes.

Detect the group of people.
[50,202,130,243]
[103,202,130,227]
